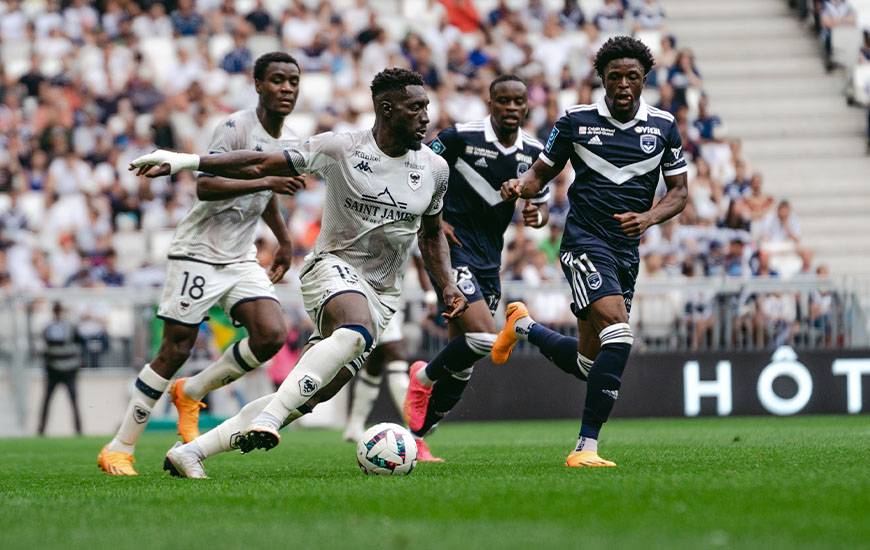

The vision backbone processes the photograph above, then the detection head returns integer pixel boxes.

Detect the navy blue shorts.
[430,262,501,316]
[559,243,638,320]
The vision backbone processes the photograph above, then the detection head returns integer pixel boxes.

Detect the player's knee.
[335,324,374,356]
[249,325,286,360]
[464,332,496,356]
[161,339,195,366]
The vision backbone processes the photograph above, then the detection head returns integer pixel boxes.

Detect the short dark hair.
[593,36,655,77]
[253,52,300,81]
[489,74,526,96]
[370,67,424,99]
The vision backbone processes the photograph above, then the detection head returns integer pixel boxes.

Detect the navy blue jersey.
[540,97,687,262]
[429,117,548,275]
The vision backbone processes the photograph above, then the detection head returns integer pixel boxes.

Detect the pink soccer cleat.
[403,361,432,434]
[415,437,444,463]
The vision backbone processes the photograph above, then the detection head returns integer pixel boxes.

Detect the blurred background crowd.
[0,0,853,356]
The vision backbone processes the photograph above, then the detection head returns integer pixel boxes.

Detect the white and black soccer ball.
[356,422,417,476]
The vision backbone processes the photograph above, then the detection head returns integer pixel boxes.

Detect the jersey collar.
[484,116,523,155]
[596,96,649,131]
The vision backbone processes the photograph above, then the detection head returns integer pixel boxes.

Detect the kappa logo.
[640,134,657,153]
[586,271,602,290]
[299,375,318,397]
[133,405,149,424]
[253,144,263,152]
[602,389,619,400]
[407,171,422,190]
[353,160,373,173]
[229,432,242,449]
[588,135,603,146]
[671,146,683,160]
[179,300,190,312]
[474,157,488,168]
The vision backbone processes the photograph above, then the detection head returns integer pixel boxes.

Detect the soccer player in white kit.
[130,68,467,478]
[98,53,306,476]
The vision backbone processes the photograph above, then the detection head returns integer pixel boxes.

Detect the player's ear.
[254,79,262,95]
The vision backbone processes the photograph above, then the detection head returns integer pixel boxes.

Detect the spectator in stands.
[743,173,775,223]
[667,49,702,108]
[37,302,83,436]
[655,82,678,114]
[761,200,801,245]
[693,93,723,142]
[632,0,666,31]
[723,159,751,201]
[594,0,625,32]
[171,0,205,37]
[221,30,253,74]
[724,238,751,277]
[245,0,274,33]
[820,0,856,71]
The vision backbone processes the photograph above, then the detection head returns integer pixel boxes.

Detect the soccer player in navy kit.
[404,75,550,460]
[493,37,689,468]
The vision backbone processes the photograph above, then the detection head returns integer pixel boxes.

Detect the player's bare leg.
[99,321,199,476]
[343,340,406,443]
[239,292,375,452]
[172,299,287,442]
[406,300,496,461]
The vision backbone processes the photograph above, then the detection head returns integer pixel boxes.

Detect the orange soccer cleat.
[491,302,530,364]
[97,445,138,476]
[565,450,617,468]
[171,378,206,443]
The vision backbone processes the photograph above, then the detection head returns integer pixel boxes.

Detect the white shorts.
[379,308,404,344]
[157,259,277,326]
[300,254,398,345]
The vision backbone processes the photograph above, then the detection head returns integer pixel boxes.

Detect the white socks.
[255,327,369,430]
[415,365,434,387]
[385,360,409,411]
[574,436,598,453]
[108,364,169,454]
[514,315,536,339]
[187,394,273,460]
[183,338,262,401]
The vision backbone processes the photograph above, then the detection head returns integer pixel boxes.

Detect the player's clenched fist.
[268,176,306,195]
[129,150,200,177]
[500,179,523,200]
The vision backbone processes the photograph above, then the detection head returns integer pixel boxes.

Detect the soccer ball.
[356,422,417,476]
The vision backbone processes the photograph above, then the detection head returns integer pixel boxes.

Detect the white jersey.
[285,129,449,295]
[168,109,300,264]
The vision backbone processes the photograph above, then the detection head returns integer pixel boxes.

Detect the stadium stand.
[0,0,866,370]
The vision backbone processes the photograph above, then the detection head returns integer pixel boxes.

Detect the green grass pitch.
[1,416,868,549]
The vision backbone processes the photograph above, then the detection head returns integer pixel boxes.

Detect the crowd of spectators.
[0,0,835,353]
[791,0,870,149]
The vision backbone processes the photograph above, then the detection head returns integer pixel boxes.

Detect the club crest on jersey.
[586,272,602,290]
[430,138,445,155]
[299,375,318,397]
[407,171,422,190]
[640,134,657,154]
[517,162,530,177]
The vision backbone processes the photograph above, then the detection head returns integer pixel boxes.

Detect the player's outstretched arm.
[500,158,561,201]
[614,172,688,238]
[418,213,468,319]
[197,175,306,201]
[129,149,296,179]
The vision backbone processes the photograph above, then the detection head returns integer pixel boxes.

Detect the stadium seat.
[112,230,148,274]
[208,33,235,64]
[247,34,281,60]
[850,64,870,106]
[831,27,863,71]
[148,230,175,265]
[298,73,334,112]
[286,112,318,139]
